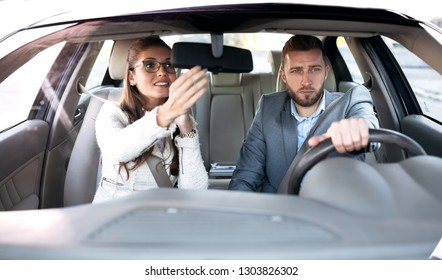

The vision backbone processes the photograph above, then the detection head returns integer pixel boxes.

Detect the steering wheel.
[283,128,426,195]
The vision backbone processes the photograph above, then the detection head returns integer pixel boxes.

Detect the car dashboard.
[0,186,441,260]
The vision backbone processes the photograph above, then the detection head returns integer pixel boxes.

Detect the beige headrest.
[267,50,282,75]
[108,39,137,80]
[210,73,242,87]
[324,57,336,92]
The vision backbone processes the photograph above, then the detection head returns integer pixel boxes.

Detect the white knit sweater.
[92,102,208,203]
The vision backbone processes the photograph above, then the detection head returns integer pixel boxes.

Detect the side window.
[382,36,442,122]
[336,36,364,84]
[86,40,114,89]
[0,42,64,132]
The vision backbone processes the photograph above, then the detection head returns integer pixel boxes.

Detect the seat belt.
[78,82,174,188]
[78,83,111,103]
[146,155,174,188]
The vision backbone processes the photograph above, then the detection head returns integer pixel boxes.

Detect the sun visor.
[171,42,253,74]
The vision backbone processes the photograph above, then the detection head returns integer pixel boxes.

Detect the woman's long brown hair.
[118,36,179,179]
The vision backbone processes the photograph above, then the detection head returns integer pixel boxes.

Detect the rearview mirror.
[171,42,253,74]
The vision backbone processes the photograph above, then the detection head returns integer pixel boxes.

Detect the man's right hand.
[307,118,370,153]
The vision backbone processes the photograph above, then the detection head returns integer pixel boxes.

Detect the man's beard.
[287,86,324,107]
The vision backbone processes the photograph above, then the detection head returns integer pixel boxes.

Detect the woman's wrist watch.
[178,129,197,138]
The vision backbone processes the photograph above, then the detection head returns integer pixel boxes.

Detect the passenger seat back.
[63,39,133,206]
[195,72,267,169]
[209,73,251,165]
[64,88,121,206]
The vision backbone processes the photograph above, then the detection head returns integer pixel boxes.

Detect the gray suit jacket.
[228,85,379,193]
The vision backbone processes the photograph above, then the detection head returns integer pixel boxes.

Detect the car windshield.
[0,2,442,273]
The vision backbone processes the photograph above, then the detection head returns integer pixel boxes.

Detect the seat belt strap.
[146,155,174,188]
[78,82,110,103]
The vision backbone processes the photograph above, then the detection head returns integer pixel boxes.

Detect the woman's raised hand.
[157,66,208,128]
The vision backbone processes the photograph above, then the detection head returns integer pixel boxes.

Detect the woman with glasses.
[93,36,208,203]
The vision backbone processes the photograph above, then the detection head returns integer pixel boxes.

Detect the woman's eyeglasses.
[133,59,176,74]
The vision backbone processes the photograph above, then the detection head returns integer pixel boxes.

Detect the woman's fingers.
[169,66,208,110]
[170,67,207,97]
[185,72,208,104]
[160,66,208,127]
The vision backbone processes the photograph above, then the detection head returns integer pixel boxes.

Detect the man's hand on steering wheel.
[308,118,371,153]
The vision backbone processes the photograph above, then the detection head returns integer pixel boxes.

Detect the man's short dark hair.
[281,35,327,68]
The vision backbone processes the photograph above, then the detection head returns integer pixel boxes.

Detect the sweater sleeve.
[174,131,208,190]
[95,102,176,163]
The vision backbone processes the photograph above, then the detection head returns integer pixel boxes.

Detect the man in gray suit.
[229,35,379,193]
